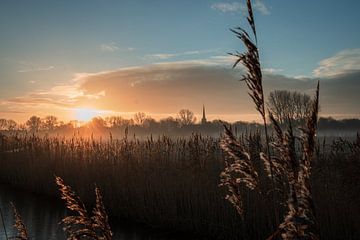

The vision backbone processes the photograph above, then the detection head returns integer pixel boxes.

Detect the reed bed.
[1,1,357,239]
[0,133,359,239]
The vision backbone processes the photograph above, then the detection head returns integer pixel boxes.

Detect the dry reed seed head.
[219,125,259,216]
[299,82,320,181]
[275,83,320,240]
[55,176,113,240]
[55,176,89,217]
[230,0,265,120]
[261,111,287,180]
[219,170,245,216]
[10,202,30,240]
[220,125,259,188]
[246,0,257,43]
[260,152,284,180]
[271,182,318,240]
[91,187,113,239]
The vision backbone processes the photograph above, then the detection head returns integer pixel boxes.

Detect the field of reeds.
[1,1,359,239]
[0,133,359,239]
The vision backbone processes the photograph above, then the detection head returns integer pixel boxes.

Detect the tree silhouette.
[26,116,42,132]
[89,117,106,129]
[0,119,6,130]
[133,112,147,125]
[177,109,196,126]
[0,119,17,131]
[7,119,17,131]
[43,115,58,131]
[267,90,312,126]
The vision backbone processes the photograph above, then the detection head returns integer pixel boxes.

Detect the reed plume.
[10,202,29,240]
[222,0,321,239]
[266,83,320,240]
[219,125,259,216]
[92,187,112,240]
[221,0,276,219]
[229,0,264,119]
[55,176,112,240]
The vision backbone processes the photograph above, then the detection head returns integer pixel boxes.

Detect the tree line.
[0,108,199,132]
[1,90,359,133]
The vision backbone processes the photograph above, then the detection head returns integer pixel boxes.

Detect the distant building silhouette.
[201,105,207,124]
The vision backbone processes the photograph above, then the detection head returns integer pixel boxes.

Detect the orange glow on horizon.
[72,108,104,122]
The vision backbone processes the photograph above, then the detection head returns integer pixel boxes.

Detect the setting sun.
[73,108,103,122]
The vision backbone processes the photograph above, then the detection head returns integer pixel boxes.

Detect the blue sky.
[1,0,360,122]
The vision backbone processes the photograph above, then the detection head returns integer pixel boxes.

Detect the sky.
[1,0,360,123]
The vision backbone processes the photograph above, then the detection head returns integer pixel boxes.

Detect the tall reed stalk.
[222,0,277,223]
[220,0,320,239]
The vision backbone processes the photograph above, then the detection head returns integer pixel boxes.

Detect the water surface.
[0,184,191,240]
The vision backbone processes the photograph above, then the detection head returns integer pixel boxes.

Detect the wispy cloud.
[18,66,55,73]
[0,110,25,114]
[293,75,310,80]
[100,43,135,52]
[141,54,238,67]
[211,1,270,15]
[100,43,119,52]
[1,77,107,112]
[313,48,360,77]
[144,49,220,60]
[211,2,245,13]
[253,0,270,15]
[209,55,239,65]
[263,68,283,74]
[68,62,360,119]
[145,53,176,60]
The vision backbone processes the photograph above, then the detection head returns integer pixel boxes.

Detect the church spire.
[201,104,207,124]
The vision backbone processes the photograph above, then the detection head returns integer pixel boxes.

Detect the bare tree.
[105,116,134,128]
[133,112,147,125]
[6,119,17,131]
[267,90,312,125]
[26,116,42,132]
[43,115,58,131]
[0,119,17,131]
[106,116,122,128]
[89,117,106,129]
[0,119,7,130]
[177,109,196,126]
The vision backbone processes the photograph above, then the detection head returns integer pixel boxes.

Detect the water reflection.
[0,185,188,240]
[0,184,66,239]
